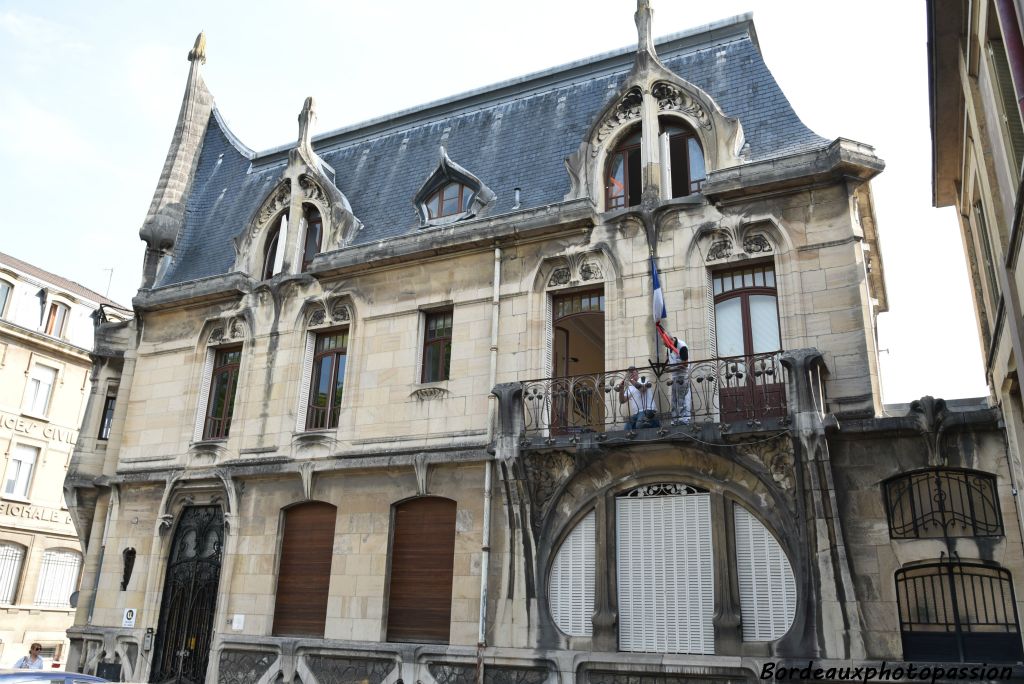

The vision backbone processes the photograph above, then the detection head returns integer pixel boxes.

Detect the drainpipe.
[87,487,115,624]
[479,246,500,649]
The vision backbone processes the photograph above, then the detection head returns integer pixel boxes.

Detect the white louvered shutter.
[295,332,317,432]
[705,268,716,355]
[193,348,216,442]
[734,504,797,641]
[548,511,595,636]
[616,491,714,654]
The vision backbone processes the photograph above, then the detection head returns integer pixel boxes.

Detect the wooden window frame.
[44,301,69,337]
[421,309,453,383]
[425,182,473,220]
[664,125,706,197]
[606,130,642,210]
[301,206,323,272]
[202,346,242,441]
[712,262,781,359]
[305,328,348,431]
[97,394,117,440]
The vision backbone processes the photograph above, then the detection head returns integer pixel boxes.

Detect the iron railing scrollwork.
[884,468,1002,539]
[520,351,787,438]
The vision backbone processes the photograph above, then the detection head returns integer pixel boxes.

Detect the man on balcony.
[618,366,659,430]
[668,336,691,425]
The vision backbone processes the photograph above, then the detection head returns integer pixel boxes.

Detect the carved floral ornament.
[652,81,712,130]
[309,301,351,327]
[209,316,245,343]
[592,87,643,157]
[545,253,605,288]
[704,233,773,263]
[253,181,291,237]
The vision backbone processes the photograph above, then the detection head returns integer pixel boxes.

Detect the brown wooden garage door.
[386,497,457,643]
[273,501,337,636]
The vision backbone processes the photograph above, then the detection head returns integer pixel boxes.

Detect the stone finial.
[188,32,206,64]
[635,0,656,56]
[298,96,317,149]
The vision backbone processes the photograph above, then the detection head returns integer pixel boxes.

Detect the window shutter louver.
[273,502,336,636]
[0,543,25,604]
[295,332,316,432]
[193,348,216,442]
[705,268,716,355]
[733,505,797,641]
[616,491,714,654]
[548,511,595,636]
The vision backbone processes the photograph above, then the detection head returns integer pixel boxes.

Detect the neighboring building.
[0,251,128,669]
[929,0,1024,540]
[64,4,1024,682]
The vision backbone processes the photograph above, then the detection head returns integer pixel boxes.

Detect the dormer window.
[301,206,322,271]
[605,122,706,210]
[606,128,642,210]
[425,182,475,220]
[262,213,288,281]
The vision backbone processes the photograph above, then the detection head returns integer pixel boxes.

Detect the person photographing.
[617,365,659,430]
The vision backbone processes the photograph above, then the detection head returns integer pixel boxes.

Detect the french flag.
[651,256,666,323]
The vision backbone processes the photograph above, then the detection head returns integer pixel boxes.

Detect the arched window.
[425,182,474,220]
[733,504,797,641]
[548,511,595,637]
[301,206,323,271]
[661,121,706,197]
[0,543,26,604]
[386,497,457,643]
[34,548,82,608]
[273,502,337,637]
[616,483,714,654]
[606,128,642,210]
[261,213,288,280]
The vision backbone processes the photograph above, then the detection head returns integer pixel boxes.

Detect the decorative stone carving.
[429,663,478,684]
[622,482,703,497]
[522,450,574,531]
[309,309,326,327]
[411,387,449,400]
[305,657,395,684]
[548,267,571,287]
[330,301,351,323]
[735,434,796,492]
[414,453,429,496]
[210,316,245,343]
[592,87,643,156]
[300,174,328,206]
[218,650,277,684]
[485,667,549,684]
[707,239,733,261]
[254,182,291,237]
[580,260,603,281]
[743,234,772,254]
[652,81,712,130]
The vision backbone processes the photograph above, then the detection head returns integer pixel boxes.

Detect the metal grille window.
[548,511,595,637]
[306,330,348,430]
[203,346,241,440]
[422,309,453,383]
[884,468,1002,539]
[97,394,116,440]
[0,543,26,604]
[896,560,1023,663]
[34,548,82,608]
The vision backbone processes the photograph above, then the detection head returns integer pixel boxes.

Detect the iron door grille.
[896,561,1023,663]
[884,468,1002,539]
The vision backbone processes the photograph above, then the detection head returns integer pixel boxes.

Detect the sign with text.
[123,608,137,628]
[0,411,78,444]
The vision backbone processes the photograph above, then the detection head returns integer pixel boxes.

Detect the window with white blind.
[0,543,26,604]
[548,511,595,637]
[734,504,797,641]
[34,548,82,608]
[4,444,39,499]
[22,364,57,416]
[616,484,714,654]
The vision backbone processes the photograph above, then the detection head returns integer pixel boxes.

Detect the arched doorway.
[551,288,605,433]
[151,506,224,683]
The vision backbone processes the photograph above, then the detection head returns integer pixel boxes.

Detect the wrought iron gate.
[151,506,224,683]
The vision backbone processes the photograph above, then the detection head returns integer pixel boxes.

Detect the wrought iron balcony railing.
[520,351,788,438]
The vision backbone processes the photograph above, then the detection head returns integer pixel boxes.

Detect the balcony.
[517,351,789,448]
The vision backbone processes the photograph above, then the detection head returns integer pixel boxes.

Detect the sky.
[0,0,989,404]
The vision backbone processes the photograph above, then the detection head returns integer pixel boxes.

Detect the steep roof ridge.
[245,14,757,166]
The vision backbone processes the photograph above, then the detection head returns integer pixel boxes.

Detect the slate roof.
[0,251,127,308]
[157,15,827,288]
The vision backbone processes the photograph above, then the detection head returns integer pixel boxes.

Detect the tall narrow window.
[4,445,38,499]
[386,497,457,643]
[97,394,117,440]
[306,330,348,430]
[273,502,337,637]
[425,182,474,219]
[606,128,642,210]
[662,123,706,197]
[262,214,288,280]
[0,543,25,604]
[301,206,323,271]
[0,279,11,318]
[422,309,453,383]
[23,364,57,416]
[34,548,82,608]
[616,483,714,654]
[45,302,69,337]
[203,346,241,440]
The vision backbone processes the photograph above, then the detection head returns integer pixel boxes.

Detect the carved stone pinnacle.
[298,96,317,149]
[188,32,206,64]
[634,0,656,56]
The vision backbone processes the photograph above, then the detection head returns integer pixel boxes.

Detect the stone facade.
[0,251,127,668]
[64,5,1024,683]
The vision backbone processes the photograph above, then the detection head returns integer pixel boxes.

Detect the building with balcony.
[65,4,1024,682]
[0,251,127,669]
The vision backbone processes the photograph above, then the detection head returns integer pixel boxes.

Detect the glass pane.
[750,295,781,353]
[462,189,474,209]
[688,137,706,191]
[210,372,229,418]
[0,282,9,316]
[765,268,775,287]
[424,343,442,382]
[303,215,322,268]
[715,298,744,357]
[3,460,21,495]
[607,152,625,208]
[713,277,722,295]
[626,148,642,207]
[313,357,332,407]
[754,269,764,287]
[744,271,753,288]
[427,192,440,219]
[443,183,460,202]
[442,183,460,215]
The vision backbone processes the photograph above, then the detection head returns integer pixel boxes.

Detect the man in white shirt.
[618,366,659,430]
